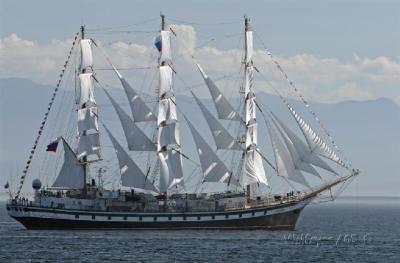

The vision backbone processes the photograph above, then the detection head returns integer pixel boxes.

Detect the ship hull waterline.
[7,199,310,230]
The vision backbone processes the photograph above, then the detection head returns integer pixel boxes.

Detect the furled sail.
[195,63,241,121]
[111,65,156,122]
[241,23,268,187]
[186,117,232,184]
[271,113,337,174]
[103,89,156,151]
[286,104,345,167]
[191,92,242,151]
[266,120,310,188]
[104,126,158,193]
[52,138,85,189]
[80,39,93,70]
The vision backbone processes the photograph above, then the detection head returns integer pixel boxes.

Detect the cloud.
[1,27,400,105]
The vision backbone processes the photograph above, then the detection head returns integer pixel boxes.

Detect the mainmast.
[156,14,184,193]
[241,16,268,189]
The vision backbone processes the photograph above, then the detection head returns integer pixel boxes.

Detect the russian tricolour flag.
[154,35,162,52]
[46,139,59,152]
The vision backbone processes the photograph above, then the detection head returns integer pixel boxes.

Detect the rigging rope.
[166,17,242,26]
[15,32,81,199]
[253,32,350,168]
[86,17,160,31]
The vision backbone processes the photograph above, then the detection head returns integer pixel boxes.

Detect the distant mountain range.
[1,77,399,197]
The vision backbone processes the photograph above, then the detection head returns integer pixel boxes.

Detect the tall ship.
[6,15,359,230]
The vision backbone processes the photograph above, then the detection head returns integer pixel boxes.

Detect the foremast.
[241,17,268,188]
[156,14,184,193]
[50,26,100,192]
[76,25,100,194]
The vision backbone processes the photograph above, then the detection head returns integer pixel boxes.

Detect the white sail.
[192,92,242,151]
[77,133,100,159]
[266,120,310,188]
[109,65,156,122]
[287,104,345,167]
[271,117,321,178]
[78,73,96,107]
[160,30,172,63]
[80,39,93,70]
[160,65,173,98]
[158,151,170,193]
[156,24,184,193]
[158,149,184,192]
[77,107,98,134]
[243,149,268,186]
[245,31,253,63]
[272,113,337,174]
[158,122,180,150]
[53,139,85,189]
[103,89,156,151]
[186,118,231,183]
[196,63,241,121]
[241,26,268,187]
[157,98,178,125]
[104,126,158,193]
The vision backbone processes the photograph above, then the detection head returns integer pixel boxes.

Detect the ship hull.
[7,200,309,230]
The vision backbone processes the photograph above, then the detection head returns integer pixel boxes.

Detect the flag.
[154,35,162,52]
[46,139,59,152]
[4,182,9,189]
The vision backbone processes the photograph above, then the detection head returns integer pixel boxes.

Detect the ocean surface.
[0,197,399,263]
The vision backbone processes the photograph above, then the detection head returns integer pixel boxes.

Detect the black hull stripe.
[12,207,303,230]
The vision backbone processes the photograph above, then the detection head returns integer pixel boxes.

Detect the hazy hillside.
[1,78,399,197]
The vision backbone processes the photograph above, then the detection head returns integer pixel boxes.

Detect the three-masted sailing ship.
[6,15,359,230]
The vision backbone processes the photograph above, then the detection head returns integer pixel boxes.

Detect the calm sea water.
[0,197,399,263]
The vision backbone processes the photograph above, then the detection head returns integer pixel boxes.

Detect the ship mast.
[76,25,101,195]
[156,14,184,193]
[80,25,88,195]
[241,16,268,190]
